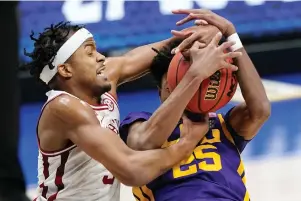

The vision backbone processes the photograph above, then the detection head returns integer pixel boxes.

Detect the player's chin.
[98,82,112,93]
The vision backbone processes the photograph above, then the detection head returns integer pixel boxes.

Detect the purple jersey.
[120,110,250,201]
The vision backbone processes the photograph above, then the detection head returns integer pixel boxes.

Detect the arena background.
[16,1,301,201]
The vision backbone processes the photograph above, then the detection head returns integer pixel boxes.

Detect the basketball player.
[22,21,240,200]
[119,10,271,201]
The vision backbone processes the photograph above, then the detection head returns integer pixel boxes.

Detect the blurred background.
[13,0,301,201]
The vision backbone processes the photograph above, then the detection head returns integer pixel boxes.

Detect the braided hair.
[22,21,84,86]
[150,40,181,88]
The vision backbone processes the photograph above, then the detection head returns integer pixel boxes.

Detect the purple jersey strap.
[224,107,250,152]
[119,112,152,143]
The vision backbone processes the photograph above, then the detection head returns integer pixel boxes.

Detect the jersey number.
[103,175,115,185]
[173,129,222,179]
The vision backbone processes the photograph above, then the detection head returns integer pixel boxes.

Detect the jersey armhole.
[36,93,77,157]
[217,114,235,145]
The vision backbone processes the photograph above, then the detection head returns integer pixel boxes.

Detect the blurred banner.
[19,0,301,60]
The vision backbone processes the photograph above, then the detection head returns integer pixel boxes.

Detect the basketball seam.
[175,55,184,86]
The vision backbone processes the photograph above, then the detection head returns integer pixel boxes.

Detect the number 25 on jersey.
[173,129,222,179]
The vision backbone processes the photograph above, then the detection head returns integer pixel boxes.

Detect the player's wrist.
[184,69,205,84]
[226,33,243,52]
[224,23,236,37]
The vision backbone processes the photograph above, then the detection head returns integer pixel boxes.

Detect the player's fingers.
[171,29,193,38]
[223,51,243,60]
[172,9,200,15]
[175,33,203,54]
[175,14,196,26]
[190,41,204,51]
[210,32,223,47]
[194,19,208,26]
[189,13,224,30]
[221,61,239,71]
[218,41,236,51]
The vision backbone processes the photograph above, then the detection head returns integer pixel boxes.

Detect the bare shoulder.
[44,94,99,127]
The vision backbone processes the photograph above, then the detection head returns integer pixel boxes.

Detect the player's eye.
[86,48,93,55]
[85,45,95,56]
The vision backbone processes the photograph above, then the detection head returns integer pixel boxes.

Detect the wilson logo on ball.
[204,71,221,100]
[167,52,238,114]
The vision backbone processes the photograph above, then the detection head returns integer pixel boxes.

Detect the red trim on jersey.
[39,144,76,157]
[40,155,49,199]
[36,93,67,155]
[39,140,73,154]
[91,106,109,111]
[105,92,118,106]
[47,151,70,201]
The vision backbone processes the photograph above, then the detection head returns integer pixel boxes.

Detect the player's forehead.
[81,37,96,47]
[68,37,96,61]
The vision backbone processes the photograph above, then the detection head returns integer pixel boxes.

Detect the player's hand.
[180,114,209,145]
[171,25,220,54]
[188,32,241,78]
[173,9,236,37]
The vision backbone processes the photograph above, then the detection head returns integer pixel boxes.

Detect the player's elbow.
[129,141,156,151]
[252,101,271,122]
[129,124,163,151]
[118,160,152,186]
[130,136,161,151]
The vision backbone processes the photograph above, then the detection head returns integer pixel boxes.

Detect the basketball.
[167,52,238,114]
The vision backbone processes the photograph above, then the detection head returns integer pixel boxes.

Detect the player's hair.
[150,40,181,88]
[22,21,84,87]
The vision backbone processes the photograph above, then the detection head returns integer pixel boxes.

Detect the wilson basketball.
[167,52,238,114]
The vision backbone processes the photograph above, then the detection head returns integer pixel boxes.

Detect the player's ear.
[57,63,72,79]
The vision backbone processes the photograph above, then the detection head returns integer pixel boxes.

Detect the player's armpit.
[227,103,270,141]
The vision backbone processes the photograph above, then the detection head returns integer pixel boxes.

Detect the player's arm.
[226,47,270,140]
[173,9,271,140]
[121,35,242,151]
[104,25,220,95]
[48,95,199,186]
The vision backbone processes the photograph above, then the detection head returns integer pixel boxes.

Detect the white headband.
[39,28,93,84]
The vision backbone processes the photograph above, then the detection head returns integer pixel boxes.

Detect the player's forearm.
[235,48,270,119]
[134,72,204,150]
[118,37,177,84]
[125,139,193,186]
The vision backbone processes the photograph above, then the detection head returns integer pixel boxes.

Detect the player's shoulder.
[47,94,89,112]
[45,94,96,124]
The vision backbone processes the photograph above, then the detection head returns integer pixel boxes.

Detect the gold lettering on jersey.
[201,129,221,144]
[173,153,197,178]
[172,129,223,178]
[204,71,221,100]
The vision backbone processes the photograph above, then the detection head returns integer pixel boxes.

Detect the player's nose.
[96,51,106,63]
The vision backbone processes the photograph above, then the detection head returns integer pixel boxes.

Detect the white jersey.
[34,90,120,201]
